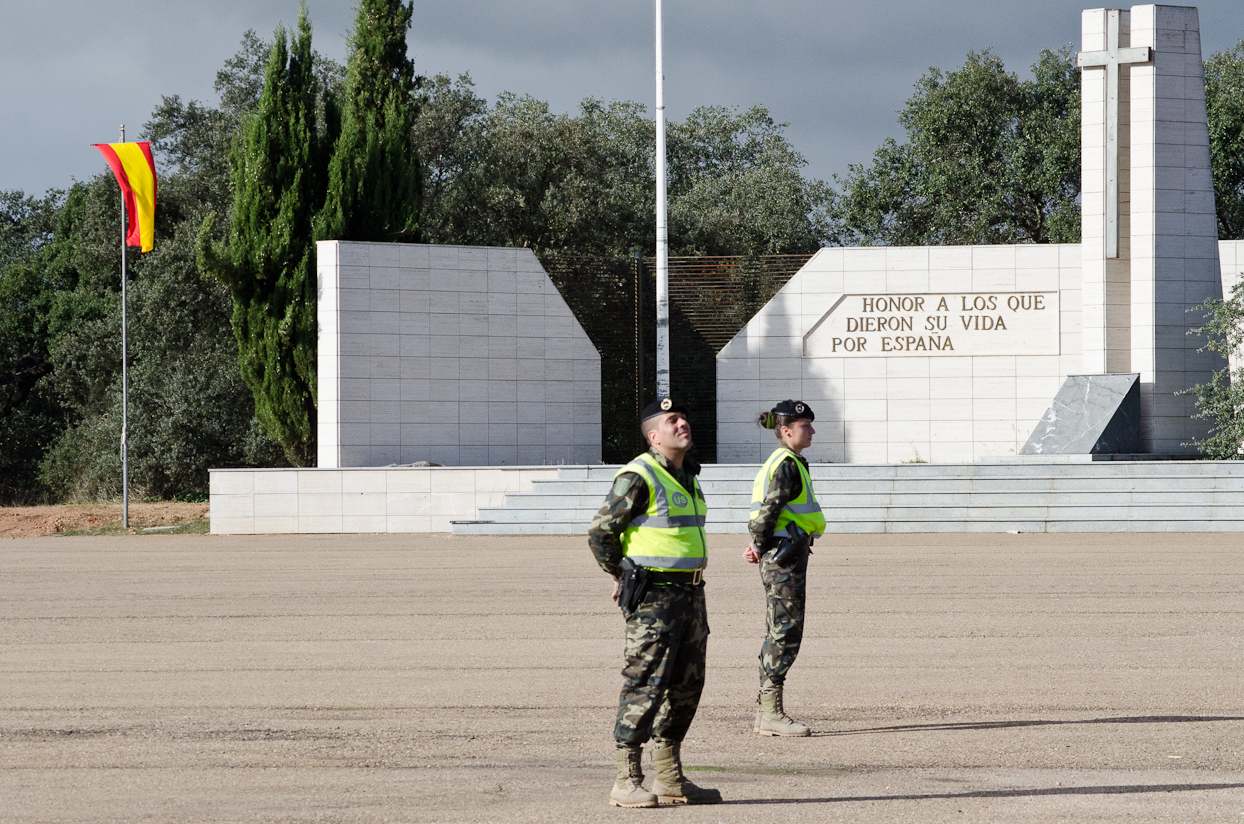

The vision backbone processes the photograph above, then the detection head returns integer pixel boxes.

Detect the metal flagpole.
[120,125,129,530]
[654,0,670,398]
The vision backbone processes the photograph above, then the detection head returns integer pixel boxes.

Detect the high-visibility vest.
[749,447,826,540]
[617,453,708,571]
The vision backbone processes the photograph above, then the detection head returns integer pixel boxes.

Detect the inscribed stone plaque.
[803,292,1060,357]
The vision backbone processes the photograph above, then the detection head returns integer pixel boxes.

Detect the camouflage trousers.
[758,549,807,690]
[615,582,709,746]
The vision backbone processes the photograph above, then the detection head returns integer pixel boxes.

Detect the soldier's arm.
[748,458,804,551]
[587,472,649,579]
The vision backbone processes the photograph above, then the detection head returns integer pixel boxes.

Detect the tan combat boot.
[756,687,811,736]
[609,747,658,808]
[651,741,722,804]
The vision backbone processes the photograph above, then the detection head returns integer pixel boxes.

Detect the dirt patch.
[0,502,210,538]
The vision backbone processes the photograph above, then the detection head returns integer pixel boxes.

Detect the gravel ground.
[3,531,1244,823]
[0,503,210,537]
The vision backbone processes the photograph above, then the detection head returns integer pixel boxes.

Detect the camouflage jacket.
[748,452,806,551]
[587,448,703,580]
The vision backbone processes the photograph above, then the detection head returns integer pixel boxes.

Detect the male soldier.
[588,398,721,808]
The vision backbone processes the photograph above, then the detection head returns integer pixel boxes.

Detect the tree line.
[4,3,1244,502]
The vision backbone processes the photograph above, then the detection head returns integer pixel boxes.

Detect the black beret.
[641,397,691,423]
[773,399,814,421]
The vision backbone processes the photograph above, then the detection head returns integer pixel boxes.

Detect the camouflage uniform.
[749,455,808,691]
[589,448,710,747]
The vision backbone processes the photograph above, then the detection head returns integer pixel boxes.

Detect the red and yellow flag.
[93,142,158,252]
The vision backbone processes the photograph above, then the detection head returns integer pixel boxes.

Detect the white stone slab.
[317,241,601,467]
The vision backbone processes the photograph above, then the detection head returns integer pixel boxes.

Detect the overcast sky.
[6,1,1244,197]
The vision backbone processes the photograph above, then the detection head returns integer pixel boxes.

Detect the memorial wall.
[317,240,602,468]
[719,5,1230,464]
[717,245,1083,464]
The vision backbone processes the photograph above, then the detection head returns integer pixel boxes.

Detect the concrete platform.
[4,532,1244,822]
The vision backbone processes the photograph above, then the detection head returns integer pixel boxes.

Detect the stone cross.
[1076,8,1151,259]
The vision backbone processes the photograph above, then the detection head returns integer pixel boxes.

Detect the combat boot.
[756,687,811,736]
[609,747,658,808]
[650,741,722,804]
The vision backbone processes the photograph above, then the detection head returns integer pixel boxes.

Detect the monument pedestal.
[1020,373,1141,456]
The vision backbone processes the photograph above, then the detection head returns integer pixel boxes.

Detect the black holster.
[771,522,811,568]
[617,556,650,617]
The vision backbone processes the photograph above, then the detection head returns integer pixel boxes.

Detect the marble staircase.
[450,460,1244,535]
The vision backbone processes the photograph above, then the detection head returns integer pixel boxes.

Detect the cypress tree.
[316,0,421,241]
[198,5,331,465]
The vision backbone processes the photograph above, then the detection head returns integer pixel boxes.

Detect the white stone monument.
[1079,6,1222,452]
[316,241,602,467]
[717,4,1228,463]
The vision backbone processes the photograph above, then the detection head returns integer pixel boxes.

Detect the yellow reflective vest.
[616,452,708,571]
[749,447,826,539]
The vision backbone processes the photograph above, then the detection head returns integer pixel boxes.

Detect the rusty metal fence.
[539,253,814,464]
[539,255,646,462]
[660,255,815,351]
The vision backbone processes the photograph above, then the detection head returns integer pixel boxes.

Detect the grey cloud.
[4,1,1244,196]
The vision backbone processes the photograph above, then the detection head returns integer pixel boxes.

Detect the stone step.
[493,487,1244,509]
[562,462,1244,481]
[725,462,1244,478]
[452,518,1244,535]
[451,462,1244,535]
[536,468,1244,485]
[471,502,1244,523]
[522,481,1244,502]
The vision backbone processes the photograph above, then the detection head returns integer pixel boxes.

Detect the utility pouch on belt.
[771,522,811,568]
[618,556,650,617]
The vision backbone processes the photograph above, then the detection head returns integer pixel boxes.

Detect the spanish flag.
[93,142,158,252]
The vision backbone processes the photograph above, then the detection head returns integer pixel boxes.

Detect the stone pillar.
[1080,7,1135,376]
[1128,5,1220,453]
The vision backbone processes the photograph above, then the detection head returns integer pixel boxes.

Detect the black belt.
[647,569,704,585]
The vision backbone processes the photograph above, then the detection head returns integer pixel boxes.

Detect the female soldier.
[742,400,826,736]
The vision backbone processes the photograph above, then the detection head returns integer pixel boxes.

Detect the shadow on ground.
[818,714,1244,737]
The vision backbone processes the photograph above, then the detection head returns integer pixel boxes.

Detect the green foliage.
[0,168,285,502]
[418,83,653,254]
[41,214,286,499]
[0,31,303,503]
[145,97,237,218]
[1206,42,1244,240]
[149,29,344,231]
[417,75,828,256]
[317,0,421,242]
[1185,281,1244,458]
[0,189,60,266]
[0,181,127,502]
[199,8,329,466]
[0,190,64,404]
[667,105,831,255]
[0,189,69,501]
[830,47,1081,246]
